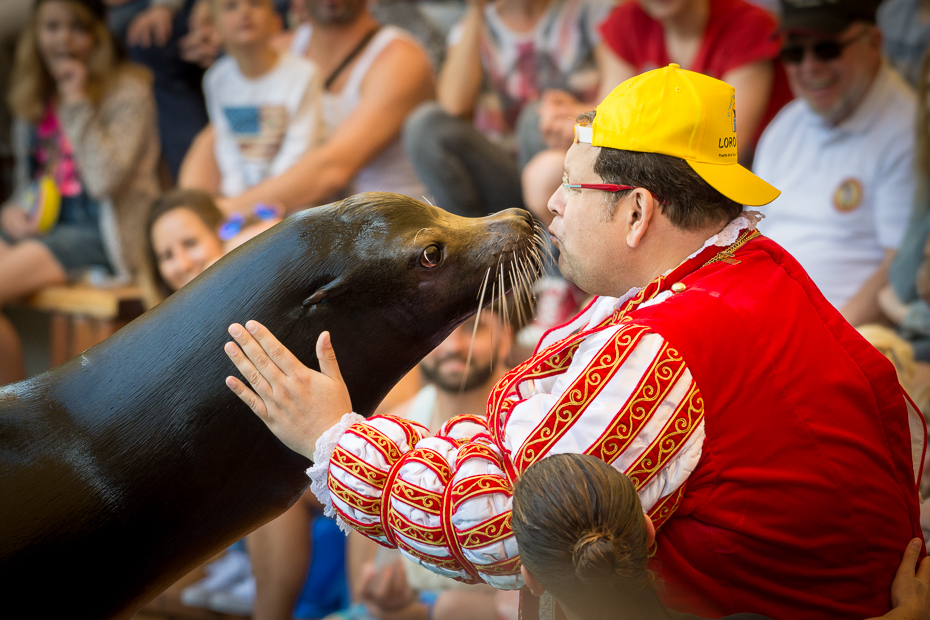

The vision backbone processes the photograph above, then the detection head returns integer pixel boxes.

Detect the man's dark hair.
[578,112,743,231]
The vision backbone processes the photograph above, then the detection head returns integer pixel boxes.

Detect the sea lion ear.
[302,277,344,307]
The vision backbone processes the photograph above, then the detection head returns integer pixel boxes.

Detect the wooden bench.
[24,283,145,367]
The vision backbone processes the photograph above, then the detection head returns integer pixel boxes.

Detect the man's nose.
[547,185,565,216]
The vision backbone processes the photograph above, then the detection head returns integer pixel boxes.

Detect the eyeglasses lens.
[779,40,844,64]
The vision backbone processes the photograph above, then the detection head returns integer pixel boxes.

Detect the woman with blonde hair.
[512,453,930,620]
[0,0,160,384]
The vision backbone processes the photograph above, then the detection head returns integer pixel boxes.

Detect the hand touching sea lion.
[224,320,352,459]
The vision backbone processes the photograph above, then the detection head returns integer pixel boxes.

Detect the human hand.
[359,560,427,620]
[0,205,38,240]
[360,560,416,611]
[878,285,910,326]
[539,90,582,149]
[127,5,175,48]
[889,538,930,620]
[52,58,89,106]
[224,321,352,459]
[179,0,220,68]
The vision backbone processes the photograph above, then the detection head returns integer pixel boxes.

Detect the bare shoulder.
[365,32,434,85]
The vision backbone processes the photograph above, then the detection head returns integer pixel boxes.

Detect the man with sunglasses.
[754,0,916,327]
[222,64,925,619]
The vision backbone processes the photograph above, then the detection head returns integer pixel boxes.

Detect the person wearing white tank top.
[289,24,427,199]
[178,0,434,215]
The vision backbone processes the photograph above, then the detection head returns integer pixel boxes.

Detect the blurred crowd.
[2,0,930,616]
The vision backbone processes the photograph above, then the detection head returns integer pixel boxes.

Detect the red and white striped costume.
[308,214,927,617]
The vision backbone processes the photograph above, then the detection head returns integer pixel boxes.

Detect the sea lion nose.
[481,208,535,233]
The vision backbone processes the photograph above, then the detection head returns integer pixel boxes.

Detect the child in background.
[138,188,225,308]
[204,0,323,205]
[0,0,160,385]
[139,187,282,308]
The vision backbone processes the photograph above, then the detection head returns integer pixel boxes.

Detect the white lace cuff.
[306,412,365,532]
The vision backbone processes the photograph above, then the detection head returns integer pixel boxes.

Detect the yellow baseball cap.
[575,64,780,206]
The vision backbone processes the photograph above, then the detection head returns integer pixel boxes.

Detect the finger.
[157,21,171,46]
[918,556,930,585]
[316,331,345,383]
[243,319,305,376]
[898,538,923,581]
[224,374,269,420]
[224,335,275,398]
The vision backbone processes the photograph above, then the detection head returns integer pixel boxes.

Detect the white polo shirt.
[754,63,916,309]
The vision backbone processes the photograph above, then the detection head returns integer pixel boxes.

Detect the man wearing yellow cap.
[223,65,926,618]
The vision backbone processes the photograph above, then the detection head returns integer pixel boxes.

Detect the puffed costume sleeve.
[308,318,705,590]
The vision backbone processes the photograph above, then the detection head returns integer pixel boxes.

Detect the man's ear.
[626,189,655,249]
[644,513,656,547]
[521,565,547,596]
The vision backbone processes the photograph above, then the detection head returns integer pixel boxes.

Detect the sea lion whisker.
[413,228,430,245]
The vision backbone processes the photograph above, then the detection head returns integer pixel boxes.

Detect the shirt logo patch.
[833,178,863,212]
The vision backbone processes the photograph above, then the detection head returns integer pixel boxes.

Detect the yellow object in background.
[20,175,61,233]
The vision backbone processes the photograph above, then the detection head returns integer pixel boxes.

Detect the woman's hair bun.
[573,531,631,581]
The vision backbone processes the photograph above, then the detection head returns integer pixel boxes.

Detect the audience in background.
[204,0,323,199]
[107,0,211,181]
[883,48,930,359]
[878,0,930,86]
[521,0,792,228]
[0,0,159,384]
[755,0,916,327]
[403,0,613,219]
[179,0,435,214]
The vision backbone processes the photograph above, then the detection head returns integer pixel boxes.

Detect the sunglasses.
[779,28,869,65]
[218,202,283,241]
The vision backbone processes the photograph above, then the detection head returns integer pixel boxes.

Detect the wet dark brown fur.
[0,193,540,619]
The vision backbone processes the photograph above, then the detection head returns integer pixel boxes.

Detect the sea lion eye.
[420,245,442,268]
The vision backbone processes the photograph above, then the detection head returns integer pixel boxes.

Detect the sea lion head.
[161,192,544,417]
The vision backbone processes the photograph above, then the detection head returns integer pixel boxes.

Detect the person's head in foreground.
[777,0,883,126]
[512,453,661,620]
[549,64,779,298]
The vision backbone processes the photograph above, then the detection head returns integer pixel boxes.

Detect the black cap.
[35,0,107,21]
[779,0,880,34]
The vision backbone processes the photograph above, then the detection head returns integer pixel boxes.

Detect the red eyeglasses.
[562,183,665,204]
[562,183,636,192]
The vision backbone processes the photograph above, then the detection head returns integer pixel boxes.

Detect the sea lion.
[0,192,542,619]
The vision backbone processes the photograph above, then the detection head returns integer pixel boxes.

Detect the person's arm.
[223,319,702,586]
[178,125,222,193]
[879,284,912,325]
[126,0,184,49]
[58,69,157,200]
[720,60,774,167]
[841,250,896,327]
[436,0,487,118]
[219,37,436,214]
[594,37,636,102]
[536,42,636,150]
